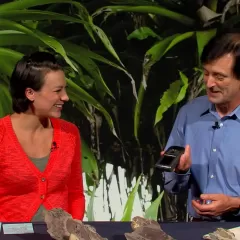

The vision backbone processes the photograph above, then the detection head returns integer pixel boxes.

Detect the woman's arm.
[68,125,85,220]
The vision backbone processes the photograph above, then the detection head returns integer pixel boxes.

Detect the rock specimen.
[125,216,174,240]
[42,208,106,240]
[203,228,237,240]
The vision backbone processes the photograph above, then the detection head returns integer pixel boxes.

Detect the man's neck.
[215,101,240,117]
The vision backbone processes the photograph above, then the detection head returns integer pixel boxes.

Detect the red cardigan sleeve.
[68,125,85,220]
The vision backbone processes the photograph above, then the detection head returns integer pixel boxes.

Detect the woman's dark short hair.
[201,32,240,79]
[10,51,63,113]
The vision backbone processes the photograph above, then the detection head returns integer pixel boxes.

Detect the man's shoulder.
[182,95,210,114]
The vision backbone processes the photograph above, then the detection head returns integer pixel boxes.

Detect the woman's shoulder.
[54,118,79,134]
[0,115,8,142]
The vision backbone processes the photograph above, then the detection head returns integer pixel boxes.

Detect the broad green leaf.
[174,71,189,104]
[154,80,182,125]
[0,83,12,117]
[81,138,99,182]
[144,191,164,220]
[121,175,142,221]
[196,29,216,65]
[127,27,161,40]
[134,32,194,142]
[144,32,194,73]
[93,5,195,26]
[0,18,77,71]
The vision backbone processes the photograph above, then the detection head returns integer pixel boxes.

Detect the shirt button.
[41,177,46,182]
[40,195,45,199]
[213,148,217,152]
[210,175,214,178]
[219,123,223,127]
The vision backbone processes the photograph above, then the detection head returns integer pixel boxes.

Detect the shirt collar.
[200,102,240,120]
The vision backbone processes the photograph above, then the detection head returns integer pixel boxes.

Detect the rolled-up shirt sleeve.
[163,105,191,194]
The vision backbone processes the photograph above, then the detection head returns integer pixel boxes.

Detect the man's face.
[203,54,240,105]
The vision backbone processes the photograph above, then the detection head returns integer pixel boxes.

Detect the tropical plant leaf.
[0,32,126,74]
[0,10,88,25]
[207,0,218,12]
[127,27,161,40]
[0,47,23,76]
[110,0,158,6]
[196,29,216,65]
[81,138,99,182]
[68,52,113,98]
[93,5,195,26]
[0,18,77,71]
[60,39,137,100]
[221,0,237,23]
[66,90,94,121]
[86,184,96,221]
[0,0,96,42]
[174,71,189,104]
[143,32,194,83]
[134,32,194,142]
[121,175,142,221]
[0,0,79,11]
[0,83,12,117]
[66,78,118,139]
[144,191,164,220]
[92,25,123,65]
[154,80,182,126]
[0,32,137,100]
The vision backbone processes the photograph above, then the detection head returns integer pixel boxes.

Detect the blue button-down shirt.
[163,95,240,219]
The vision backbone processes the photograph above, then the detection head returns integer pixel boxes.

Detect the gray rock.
[125,216,175,240]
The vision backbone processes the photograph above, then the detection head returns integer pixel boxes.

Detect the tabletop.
[0,221,240,240]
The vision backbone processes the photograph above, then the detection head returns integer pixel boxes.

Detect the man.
[163,32,240,221]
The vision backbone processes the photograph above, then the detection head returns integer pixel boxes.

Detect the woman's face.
[26,70,69,118]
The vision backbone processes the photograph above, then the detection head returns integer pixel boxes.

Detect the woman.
[0,51,85,222]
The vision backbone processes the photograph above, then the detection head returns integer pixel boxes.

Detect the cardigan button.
[41,177,46,182]
[40,195,45,199]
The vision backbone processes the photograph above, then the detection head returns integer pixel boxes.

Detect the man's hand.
[161,145,192,173]
[192,194,240,217]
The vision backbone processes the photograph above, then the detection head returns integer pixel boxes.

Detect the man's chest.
[185,117,240,187]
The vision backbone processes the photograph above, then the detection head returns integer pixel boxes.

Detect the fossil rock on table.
[125,216,175,240]
[43,208,106,240]
[203,228,237,240]
[43,209,174,240]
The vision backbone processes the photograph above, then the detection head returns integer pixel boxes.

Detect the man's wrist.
[229,197,240,211]
[174,168,190,174]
